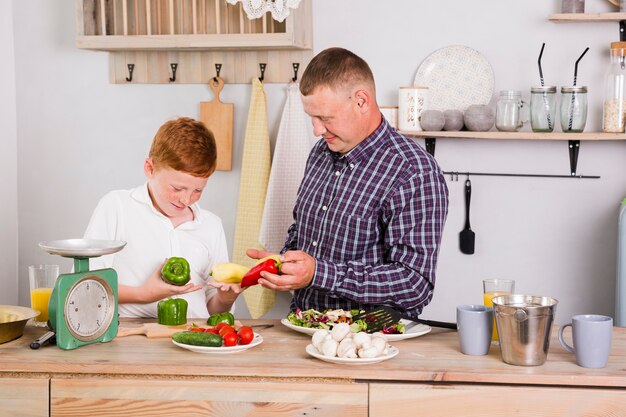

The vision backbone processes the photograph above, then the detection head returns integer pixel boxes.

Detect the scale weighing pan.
[39,239,126,258]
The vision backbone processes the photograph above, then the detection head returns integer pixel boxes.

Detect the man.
[248,47,448,319]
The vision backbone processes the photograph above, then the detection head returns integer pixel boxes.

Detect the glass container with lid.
[561,86,587,133]
[603,41,626,133]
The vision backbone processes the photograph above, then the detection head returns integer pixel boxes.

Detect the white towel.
[259,82,313,252]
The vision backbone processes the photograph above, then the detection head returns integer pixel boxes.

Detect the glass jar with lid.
[561,86,587,133]
[530,86,557,132]
[603,41,626,133]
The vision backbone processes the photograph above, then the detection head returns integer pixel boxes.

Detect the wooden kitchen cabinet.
[75,0,313,83]
[2,321,626,417]
[370,383,626,417]
[51,378,368,417]
[0,377,49,417]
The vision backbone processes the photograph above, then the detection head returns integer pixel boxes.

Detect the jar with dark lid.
[603,42,626,133]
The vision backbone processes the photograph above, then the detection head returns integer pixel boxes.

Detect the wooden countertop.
[1,320,625,388]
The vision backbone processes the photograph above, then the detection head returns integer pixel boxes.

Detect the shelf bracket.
[620,20,626,41]
[425,138,436,156]
[568,140,580,176]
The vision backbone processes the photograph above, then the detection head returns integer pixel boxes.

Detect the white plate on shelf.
[413,45,494,112]
[305,344,399,365]
[281,318,431,341]
[172,333,263,354]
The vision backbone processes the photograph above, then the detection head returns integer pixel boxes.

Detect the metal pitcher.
[492,295,558,366]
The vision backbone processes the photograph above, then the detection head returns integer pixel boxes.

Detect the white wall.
[9,0,626,323]
[1,0,18,305]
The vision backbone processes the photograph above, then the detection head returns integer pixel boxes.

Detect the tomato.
[237,326,254,345]
[204,328,219,334]
[218,325,235,337]
[189,327,206,332]
[215,322,232,332]
[223,332,238,347]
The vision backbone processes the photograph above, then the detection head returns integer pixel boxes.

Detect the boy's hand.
[206,282,245,313]
[143,260,202,302]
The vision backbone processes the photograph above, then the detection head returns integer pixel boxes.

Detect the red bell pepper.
[240,258,281,288]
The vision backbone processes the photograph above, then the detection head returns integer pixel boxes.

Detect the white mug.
[398,87,430,132]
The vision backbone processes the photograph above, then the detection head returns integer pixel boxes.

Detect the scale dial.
[64,275,114,341]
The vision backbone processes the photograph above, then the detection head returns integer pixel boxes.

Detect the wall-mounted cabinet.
[75,0,313,84]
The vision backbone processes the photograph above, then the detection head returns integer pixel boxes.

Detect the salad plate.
[172,333,263,354]
[305,344,399,365]
[281,318,431,341]
[413,45,494,112]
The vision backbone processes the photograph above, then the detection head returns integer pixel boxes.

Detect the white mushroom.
[331,322,351,342]
[352,332,372,349]
[312,329,330,352]
[370,335,388,356]
[321,338,339,357]
[358,345,380,358]
[337,339,358,358]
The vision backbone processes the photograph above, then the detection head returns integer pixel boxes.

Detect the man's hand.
[246,248,274,261]
[258,250,315,291]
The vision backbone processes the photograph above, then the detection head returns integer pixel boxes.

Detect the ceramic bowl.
[0,305,39,344]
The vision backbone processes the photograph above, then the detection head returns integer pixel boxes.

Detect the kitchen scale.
[38,239,126,350]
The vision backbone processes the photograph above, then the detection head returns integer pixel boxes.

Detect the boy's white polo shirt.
[84,183,229,319]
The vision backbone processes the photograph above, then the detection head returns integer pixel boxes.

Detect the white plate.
[39,239,127,258]
[413,45,494,112]
[281,318,431,341]
[172,333,263,354]
[305,344,399,365]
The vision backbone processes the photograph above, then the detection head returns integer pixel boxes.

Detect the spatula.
[353,307,401,333]
[459,178,475,254]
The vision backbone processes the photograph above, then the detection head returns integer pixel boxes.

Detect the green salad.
[287,308,405,334]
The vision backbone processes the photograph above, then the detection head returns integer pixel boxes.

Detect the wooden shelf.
[75,0,312,84]
[403,131,626,141]
[549,12,626,22]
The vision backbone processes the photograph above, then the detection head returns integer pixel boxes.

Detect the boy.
[84,117,242,318]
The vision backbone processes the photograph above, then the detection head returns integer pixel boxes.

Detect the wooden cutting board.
[117,320,244,338]
[117,322,190,338]
[200,76,234,171]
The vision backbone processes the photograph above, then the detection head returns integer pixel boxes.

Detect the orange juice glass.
[28,265,59,326]
[482,279,515,341]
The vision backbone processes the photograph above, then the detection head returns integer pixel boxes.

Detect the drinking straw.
[538,43,546,87]
[537,43,553,130]
[568,47,590,131]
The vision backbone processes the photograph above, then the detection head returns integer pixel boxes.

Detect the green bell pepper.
[157,298,188,325]
[207,311,235,326]
[161,257,191,286]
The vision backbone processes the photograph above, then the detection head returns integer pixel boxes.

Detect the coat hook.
[125,64,135,82]
[292,62,300,82]
[259,63,267,82]
[214,63,222,82]
[169,63,178,82]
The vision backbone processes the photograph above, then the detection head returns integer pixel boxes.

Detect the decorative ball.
[420,110,445,131]
[464,105,495,132]
[443,110,464,131]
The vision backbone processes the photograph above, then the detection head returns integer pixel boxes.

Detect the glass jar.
[495,90,526,132]
[530,86,557,132]
[560,86,587,133]
[603,42,626,133]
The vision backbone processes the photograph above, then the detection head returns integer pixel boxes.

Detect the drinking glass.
[29,265,59,327]
[483,279,515,341]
